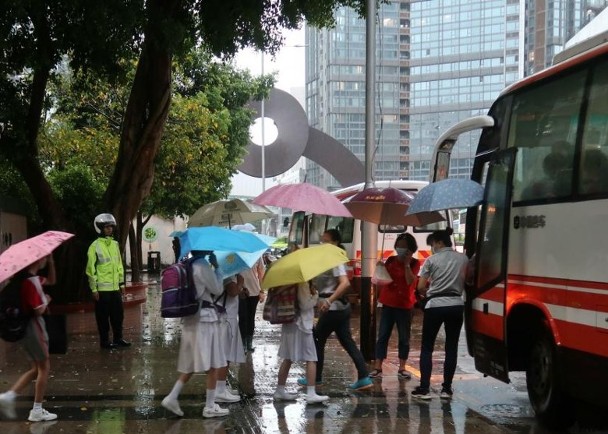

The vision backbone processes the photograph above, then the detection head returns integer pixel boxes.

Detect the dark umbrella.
[344,187,445,226]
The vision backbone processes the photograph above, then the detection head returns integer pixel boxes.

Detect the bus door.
[468,148,516,382]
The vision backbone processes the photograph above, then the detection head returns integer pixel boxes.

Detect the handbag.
[372,261,393,285]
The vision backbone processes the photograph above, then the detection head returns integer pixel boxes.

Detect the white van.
[287,180,450,302]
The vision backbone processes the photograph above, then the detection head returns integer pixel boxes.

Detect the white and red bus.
[287,180,449,299]
[430,31,608,426]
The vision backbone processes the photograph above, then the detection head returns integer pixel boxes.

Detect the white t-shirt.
[313,264,348,311]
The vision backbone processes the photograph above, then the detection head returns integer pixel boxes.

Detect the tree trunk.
[128,224,141,283]
[103,0,176,249]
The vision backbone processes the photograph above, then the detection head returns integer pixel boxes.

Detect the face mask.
[395,247,408,257]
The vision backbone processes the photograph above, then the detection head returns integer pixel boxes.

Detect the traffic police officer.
[86,213,131,349]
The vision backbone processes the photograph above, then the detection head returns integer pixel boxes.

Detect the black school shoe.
[100,342,117,349]
[113,339,132,348]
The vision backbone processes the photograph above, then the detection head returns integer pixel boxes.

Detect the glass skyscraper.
[304,0,604,188]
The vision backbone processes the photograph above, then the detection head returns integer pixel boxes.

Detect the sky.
[229,28,306,198]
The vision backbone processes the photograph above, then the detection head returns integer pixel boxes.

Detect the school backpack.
[263,284,298,324]
[0,275,30,342]
[160,259,199,318]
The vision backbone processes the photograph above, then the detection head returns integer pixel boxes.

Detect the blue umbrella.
[406,179,484,215]
[179,227,271,257]
[215,248,267,278]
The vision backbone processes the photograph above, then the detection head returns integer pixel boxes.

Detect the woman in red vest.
[369,233,420,380]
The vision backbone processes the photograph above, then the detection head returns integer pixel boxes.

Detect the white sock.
[33,402,42,411]
[2,391,16,400]
[307,386,316,397]
[205,389,216,408]
[216,380,226,395]
[168,379,184,400]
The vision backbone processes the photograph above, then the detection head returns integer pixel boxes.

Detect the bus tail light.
[348,259,362,277]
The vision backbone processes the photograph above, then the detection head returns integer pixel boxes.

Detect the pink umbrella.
[344,187,445,226]
[253,183,352,217]
[0,231,75,283]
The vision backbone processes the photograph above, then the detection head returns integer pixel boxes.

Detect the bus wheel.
[526,325,574,428]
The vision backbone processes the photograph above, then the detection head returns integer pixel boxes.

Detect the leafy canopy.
[39,49,272,225]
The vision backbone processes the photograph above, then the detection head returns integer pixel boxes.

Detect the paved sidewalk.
[0,278,477,434]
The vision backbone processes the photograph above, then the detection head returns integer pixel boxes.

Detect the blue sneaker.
[297,378,323,386]
[348,377,373,391]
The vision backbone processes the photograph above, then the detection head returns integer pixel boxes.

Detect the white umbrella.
[188,199,274,228]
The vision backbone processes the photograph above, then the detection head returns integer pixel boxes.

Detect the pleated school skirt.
[220,317,246,364]
[278,323,317,362]
[177,320,227,373]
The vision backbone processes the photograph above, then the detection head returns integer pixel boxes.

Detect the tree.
[39,52,271,288]
[0,0,371,299]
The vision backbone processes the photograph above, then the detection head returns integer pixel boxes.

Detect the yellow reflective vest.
[86,237,124,292]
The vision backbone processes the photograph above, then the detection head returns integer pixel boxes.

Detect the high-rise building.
[304,0,604,188]
[305,3,404,188]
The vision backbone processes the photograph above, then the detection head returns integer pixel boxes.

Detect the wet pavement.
[1,277,606,433]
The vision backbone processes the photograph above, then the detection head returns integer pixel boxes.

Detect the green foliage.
[0,0,371,299]
[0,157,38,225]
[47,164,105,238]
[40,49,272,221]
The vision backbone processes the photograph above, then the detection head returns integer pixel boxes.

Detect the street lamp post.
[259,44,307,193]
[261,51,266,192]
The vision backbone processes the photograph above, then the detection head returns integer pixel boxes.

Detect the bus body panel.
[462,38,608,418]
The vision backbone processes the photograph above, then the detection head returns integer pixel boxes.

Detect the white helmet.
[94,213,117,234]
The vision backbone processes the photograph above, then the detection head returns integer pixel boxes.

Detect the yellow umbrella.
[261,244,349,289]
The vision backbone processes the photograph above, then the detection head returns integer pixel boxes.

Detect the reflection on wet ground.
[1,279,606,433]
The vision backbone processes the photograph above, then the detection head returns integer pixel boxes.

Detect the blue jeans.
[314,305,369,382]
[419,305,464,390]
[375,306,412,361]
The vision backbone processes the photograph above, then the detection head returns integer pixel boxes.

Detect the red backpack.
[160,259,199,318]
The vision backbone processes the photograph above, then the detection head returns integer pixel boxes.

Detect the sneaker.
[411,386,432,400]
[348,377,373,391]
[273,390,298,401]
[215,390,241,403]
[28,408,58,422]
[297,378,322,386]
[202,404,229,418]
[161,396,184,417]
[227,387,239,396]
[305,393,329,404]
[440,387,453,399]
[368,369,382,379]
[397,370,412,380]
[0,392,16,420]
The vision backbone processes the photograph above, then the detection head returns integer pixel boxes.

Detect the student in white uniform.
[161,251,230,418]
[274,282,329,404]
[215,274,246,403]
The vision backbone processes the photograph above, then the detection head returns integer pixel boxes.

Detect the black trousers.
[419,305,464,390]
[238,295,260,339]
[314,306,369,382]
[95,291,124,344]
